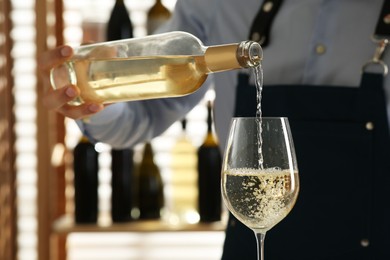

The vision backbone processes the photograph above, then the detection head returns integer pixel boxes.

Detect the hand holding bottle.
[38,45,104,119]
[40,31,261,117]
[49,32,262,105]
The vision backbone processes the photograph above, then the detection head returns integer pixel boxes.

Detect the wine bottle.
[111,148,134,222]
[50,31,262,105]
[147,0,171,35]
[73,135,99,223]
[138,142,164,219]
[106,0,134,223]
[106,0,133,41]
[197,101,222,222]
[170,119,199,223]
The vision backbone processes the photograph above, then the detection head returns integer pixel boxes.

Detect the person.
[39,0,390,259]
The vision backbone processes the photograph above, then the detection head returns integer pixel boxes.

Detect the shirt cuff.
[75,102,127,143]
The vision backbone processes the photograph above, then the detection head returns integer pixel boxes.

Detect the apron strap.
[374,0,390,39]
[362,0,390,74]
[248,0,283,47]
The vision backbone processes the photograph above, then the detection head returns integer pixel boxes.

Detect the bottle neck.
[203,101,218,146]
[206,102,212,133]
[204,44,241,73]
[204,41,262,73]
[142,143,155,164]
[79,135,90,143]
[181,119,187,132]
[149,0,170,15]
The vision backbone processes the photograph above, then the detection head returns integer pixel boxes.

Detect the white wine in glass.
[221,117,299,260]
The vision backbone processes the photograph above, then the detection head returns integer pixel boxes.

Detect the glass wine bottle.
[169,119,199,224]
[50,31,262,105]
[73,135,99,223]
[106,0,135,223]
[147,0,171,35]
[197,101,222,222]
[106,0,133,41]
[111,149,134,222]
[137,142,164,220]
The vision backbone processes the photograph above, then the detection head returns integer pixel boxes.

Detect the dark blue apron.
[220,1,390,259]
[221,1,390,258]
[221,72,390,259]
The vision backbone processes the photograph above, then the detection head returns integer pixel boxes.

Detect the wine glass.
[221,117,299,260]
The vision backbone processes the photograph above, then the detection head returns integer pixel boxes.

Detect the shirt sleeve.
[78,82,210,149]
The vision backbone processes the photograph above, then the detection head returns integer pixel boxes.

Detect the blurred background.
[0,0,226,259]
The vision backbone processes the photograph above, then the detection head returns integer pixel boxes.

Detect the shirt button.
[384,14,390,24]
[315,44,326,55]
[263,1,274,12]
[360,239,370,247]
[366,121,374,130]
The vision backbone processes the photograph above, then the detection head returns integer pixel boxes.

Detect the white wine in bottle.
[147,0,171,35]
[137,142,164,219]
[50,31,262,105]
[169,119,199,224]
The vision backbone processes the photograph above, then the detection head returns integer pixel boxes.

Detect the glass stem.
[255,232,266,260]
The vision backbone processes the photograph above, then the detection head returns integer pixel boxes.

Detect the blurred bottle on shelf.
[197,101,222,222]
[106,0,135,223]
[147,0,171,35]
[73,136,99,223]
[107,0,133,41]
[111,149,134,222]
[137,142,164,219]
[169,119,199,224]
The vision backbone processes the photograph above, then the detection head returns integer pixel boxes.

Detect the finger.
[37,45,73,72]
[58,103,104,120]
[42,84,80,111]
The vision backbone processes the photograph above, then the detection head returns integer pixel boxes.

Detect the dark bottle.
[107,0,133,41]
[147,0,171,35]
[138,142,164,219]
[197,101,222,222]
[73,136,99,223]
[106,0,134,223]
[111,149,134,222]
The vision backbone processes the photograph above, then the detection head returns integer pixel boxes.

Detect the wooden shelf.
[53,215,226,234]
